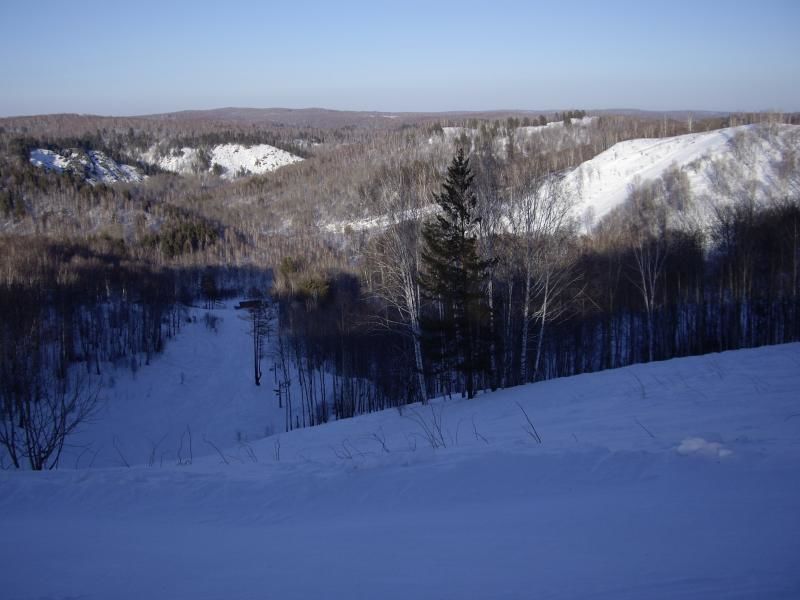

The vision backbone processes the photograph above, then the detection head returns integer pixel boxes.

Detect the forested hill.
[0,108,798,473]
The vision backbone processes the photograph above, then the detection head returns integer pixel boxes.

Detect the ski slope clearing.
[567,123,800,227]
[29,148,144,184]
[143,143,303,179]
[1,338,799,599]
[52,303,285,469]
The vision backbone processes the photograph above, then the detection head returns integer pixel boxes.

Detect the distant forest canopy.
[1,108,798,463]
[2,108,796,270]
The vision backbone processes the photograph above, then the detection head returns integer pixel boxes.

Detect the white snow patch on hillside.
[30,148,144,184]
[566,123,800,228]
[322,204,437,234]
[143,143,303,179]
[518,115,596,135]
[210,143,303,178]
[141,146,202,174]
[1,330,799,598]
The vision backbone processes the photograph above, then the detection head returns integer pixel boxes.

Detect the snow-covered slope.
[54,303,285,469]
[333,123,798,236]
[1,328,799,598]
[567,123,800,227]
[30,148,144,184]
[142,143,303,179]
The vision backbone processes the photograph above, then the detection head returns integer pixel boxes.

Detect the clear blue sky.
[1,0,798,116]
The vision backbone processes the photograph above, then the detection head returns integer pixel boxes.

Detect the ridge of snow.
[566,123,800,228]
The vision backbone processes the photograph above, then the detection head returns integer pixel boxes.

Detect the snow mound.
[29,148,144,184]
[566,123,800,228]
[143,143,303,179]
[677,437,733,459]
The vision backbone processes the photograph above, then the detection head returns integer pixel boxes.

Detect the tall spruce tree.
[419,148,491,399]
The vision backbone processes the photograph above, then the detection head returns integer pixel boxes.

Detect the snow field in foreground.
[1,310,799,599]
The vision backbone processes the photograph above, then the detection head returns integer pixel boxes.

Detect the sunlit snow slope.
[143,143,303,179]
[566,123,800,226]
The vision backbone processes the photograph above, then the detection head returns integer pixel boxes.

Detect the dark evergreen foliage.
[419,149,493,399]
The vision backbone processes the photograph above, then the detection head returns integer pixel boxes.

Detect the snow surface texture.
[30,148,144,184]
[1,301,799,599]
[142,143,303,179]
[568,123,800,229]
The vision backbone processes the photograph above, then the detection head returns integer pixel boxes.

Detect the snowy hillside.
[1,313,799,599]
[328,123,798,236]
[142,143,303,179]
[568,123,800,228]
[57,303,286,469]
[29,148,144,184]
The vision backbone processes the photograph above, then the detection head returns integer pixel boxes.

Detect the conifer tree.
[419,148,491,399]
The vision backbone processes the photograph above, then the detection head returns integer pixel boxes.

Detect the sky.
[1,0,798,116]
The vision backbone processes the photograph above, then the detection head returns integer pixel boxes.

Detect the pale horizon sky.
[1,0,798,117]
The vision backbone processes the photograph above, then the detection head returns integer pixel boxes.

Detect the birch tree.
[366,165,431,402]
[507,169,574,383]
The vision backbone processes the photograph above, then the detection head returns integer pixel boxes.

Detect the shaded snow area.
[29,148,144,184]
[1,303,799,598]
[57,304,286,470]
[567,123,800,229]
[142,143,303,179]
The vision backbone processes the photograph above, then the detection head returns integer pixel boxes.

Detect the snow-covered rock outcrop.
[142,143,303,179]
[30,148,144,184]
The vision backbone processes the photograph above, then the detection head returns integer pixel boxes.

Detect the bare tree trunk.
[520,260,532,383]
[532,271,549,381]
